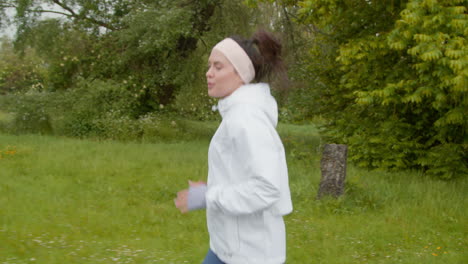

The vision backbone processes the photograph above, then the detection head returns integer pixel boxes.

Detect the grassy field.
[0,125,466,263]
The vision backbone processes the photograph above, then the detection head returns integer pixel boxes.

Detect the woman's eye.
[207,62,222,71]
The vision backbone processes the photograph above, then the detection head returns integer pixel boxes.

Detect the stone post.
[317,144,348,199]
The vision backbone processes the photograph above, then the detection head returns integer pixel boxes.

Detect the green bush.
[286,0,467,179]
[56,79,140,138]
[1,93,52,134]
[0,109,14,133]
[0,77,222,142]
[173,82,219,122]
[0,39,46,95]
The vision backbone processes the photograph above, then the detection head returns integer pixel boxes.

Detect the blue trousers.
[202,249,225,264]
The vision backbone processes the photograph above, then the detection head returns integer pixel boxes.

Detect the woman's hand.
[175,181,206,213]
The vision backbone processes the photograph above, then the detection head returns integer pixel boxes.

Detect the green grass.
[0,126,466,264]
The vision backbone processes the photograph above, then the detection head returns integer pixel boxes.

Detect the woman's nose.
[206,67,213,78]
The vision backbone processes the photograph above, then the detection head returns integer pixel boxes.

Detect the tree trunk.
[317,144,348,199]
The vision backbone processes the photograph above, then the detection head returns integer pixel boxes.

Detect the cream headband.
[213,38,255,84]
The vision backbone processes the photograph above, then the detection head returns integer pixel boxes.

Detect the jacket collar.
[217,83,270,118]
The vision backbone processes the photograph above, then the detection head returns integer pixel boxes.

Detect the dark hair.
[230,30,287,83]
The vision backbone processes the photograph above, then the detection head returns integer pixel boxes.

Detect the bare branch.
[282,7,333,37]
[0,4,17,9]
[51,0,78,17]
[33,9,73,18]
[50,0,117,31]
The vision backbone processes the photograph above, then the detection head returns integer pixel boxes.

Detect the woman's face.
[206,49,244,98]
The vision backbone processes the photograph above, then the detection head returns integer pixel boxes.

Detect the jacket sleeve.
[205,107,283,216]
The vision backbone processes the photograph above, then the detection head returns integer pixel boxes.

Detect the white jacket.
[206,83,293,264]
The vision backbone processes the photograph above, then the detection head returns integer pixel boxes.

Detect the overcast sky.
[1,4,64,39]
[0,8,16,38]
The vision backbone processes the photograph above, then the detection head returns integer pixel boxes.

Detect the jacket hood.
[217,83,278,127]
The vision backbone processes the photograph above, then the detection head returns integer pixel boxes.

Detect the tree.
[249,0,467,179]
[1,0,133,32]
[352,0,467,178]
[1,0,221,109]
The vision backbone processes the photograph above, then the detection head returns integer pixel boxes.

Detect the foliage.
[54,79,138,138]
[382,0,467,178]
[1,0,466,179]
[9,92,53,134]
[174,82,219,121]
[0,79,138,137]
[1,0,134,32]
[1,0,287,120]
[249,0,467,179]
[0,38,45,94]
[331,0,467,179]
[0,78,220,141]
[13,20,97,91]
[2,0,222,110]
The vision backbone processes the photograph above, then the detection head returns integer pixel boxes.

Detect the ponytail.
[230,30,287,84]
